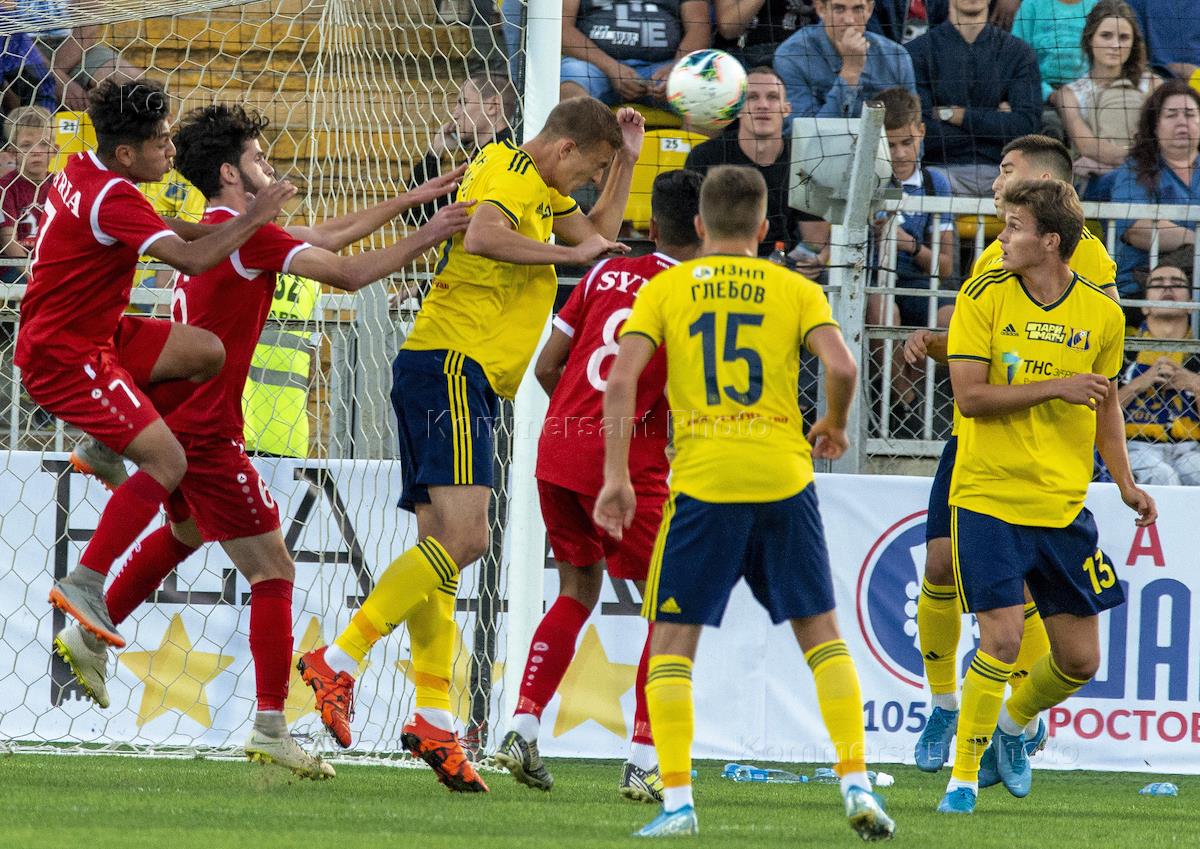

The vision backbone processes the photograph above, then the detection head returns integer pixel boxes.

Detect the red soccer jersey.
[15,151,174,369]
[535,252,673,498]
[167,206,311,439]
[0,171,50,249]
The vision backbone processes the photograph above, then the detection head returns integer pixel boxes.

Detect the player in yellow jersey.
[936,180,1156,815]
[298,96,645,792]
[906,136,1120,774]
[595,166,895,841]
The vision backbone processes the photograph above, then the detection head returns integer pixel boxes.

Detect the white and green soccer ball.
[666,49,748,131]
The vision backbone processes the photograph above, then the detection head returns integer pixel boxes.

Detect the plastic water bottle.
[768,241,788,266]
[722,763,808,783]
[1140,782,1179,797]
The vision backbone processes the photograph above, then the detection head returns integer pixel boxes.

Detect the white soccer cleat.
[245,728,335,780]
[53,624,111,709]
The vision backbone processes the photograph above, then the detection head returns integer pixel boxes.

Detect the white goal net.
[0,0,537,762]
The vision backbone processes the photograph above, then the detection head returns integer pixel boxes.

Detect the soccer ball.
[666,49,748,131]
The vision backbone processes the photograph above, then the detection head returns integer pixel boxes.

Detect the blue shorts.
[925,436,957,542]
[644,485,836,627]
[951,505,1125,618]
[559,56,675,105]
[391,348,499,512]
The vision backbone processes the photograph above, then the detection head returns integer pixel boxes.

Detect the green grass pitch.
[0,754,1193,848]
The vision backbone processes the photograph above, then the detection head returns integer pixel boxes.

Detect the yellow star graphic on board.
[553,625,637,739]
[396,623,504,726]
[118,614,235,729]
[285,617,324,723]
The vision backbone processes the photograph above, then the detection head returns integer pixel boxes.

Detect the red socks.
[249,578,294,713]
[632,623,654,746]
[79,471,169,577]
[105,524,198,624]
[515,595,591,718]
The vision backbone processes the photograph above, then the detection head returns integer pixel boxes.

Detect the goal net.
[0,0,536,762]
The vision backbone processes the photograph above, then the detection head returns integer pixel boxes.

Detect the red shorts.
[537,478,666,581]
[176,432,282,542]
[20,317,173,454]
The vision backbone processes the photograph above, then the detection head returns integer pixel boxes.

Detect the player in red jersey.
[51,104,472,778]
[17,79,295,650]
[492,170,703,801]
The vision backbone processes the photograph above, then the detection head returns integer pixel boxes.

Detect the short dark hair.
[1002,179,1085,261]
[173,104,271,199]
[540,96,622,151]
[650,169,702,246]
[878,87,922,131]
[88,79,170,157]
[700,165,766,239]
[1000,135,1074,182]
[746,65,785,85]
[467,70,516,122]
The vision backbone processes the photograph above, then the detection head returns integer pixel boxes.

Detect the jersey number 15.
[689,311,764,406]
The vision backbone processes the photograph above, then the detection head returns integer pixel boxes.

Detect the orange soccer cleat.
[401,714,489,793]
[296,647,355,748]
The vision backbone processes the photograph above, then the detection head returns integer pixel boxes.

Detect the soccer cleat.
[620,762,665,804]
[69,436,129,491]
[53,624,111,709]
[844,786,896,841]
[1025,718,1048,757]
[936,787,977,814]
[493,730,553,791]
[49,569,124,648]
[633,805,699,838]
[296,647,355,749]
[978,740,1001,788]
[401,714,489,793]
[245,728,335,780]
[993,728,1032,798]
[914,706,959,772]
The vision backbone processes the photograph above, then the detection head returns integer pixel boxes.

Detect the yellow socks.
[1006,654,1089,728]
[1009,602,1051,694]
[805,639,867,775]
[408,574,460,714]
[918,580,961,701]
[950,650,1014,783]
[334,537,459,663]
[645,655,694,791]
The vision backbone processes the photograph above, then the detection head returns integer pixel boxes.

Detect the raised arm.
[554,108,645,243]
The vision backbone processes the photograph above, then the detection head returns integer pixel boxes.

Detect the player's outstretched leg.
[69,436,130,491]
[635,652,698,838]
[53,625,111,708]
[938,649,1016,814]
[1009,599,1052,758]
[621,623,663,803]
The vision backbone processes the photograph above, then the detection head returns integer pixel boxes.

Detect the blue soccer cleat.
[937,787,977,814]
[977,739,1001,788]
[1024,718,1048,757]
[914,707,959,772]
[993,728,1032,798]
[633,805,699,838]
[844,786,896,841]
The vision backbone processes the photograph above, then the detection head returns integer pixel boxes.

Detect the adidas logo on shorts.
[659,597,681,615]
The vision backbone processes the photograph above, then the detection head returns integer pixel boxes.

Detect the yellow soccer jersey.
[621,254,837,503]
[403,139,579,399]
[970,227,1117,287]
[947,269,1126,527]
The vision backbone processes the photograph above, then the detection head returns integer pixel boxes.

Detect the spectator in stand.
[559,0,711,106]
[406,72,514,225]
[907,0,1041,195]
[50,27,141,110]
[1053,0,1159,190]
[0,34,56,113]
[1119,262,1200,485]
[1125,0,1200,82]
[714,0,909,67]
[1013,0,1101,102]
[1111,80,1200,297]
[0,105,53,283]
[774,0,915,118]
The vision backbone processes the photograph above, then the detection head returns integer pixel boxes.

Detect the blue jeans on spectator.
[560,56,674,105]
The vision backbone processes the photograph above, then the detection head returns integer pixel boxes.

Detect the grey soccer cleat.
[49,568,124,648]
[53,624,111,709]
[845,786,896,842]
[493,730,554,791]
[620,762,665,803]
[245,728,335,780]
[69,436,129,491]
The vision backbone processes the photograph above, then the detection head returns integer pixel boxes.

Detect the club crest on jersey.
[692,265,714,280]
[1066,328,1091,351]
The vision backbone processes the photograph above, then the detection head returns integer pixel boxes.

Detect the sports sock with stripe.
[407,574,459,730]
[645,654,694,806]
[1009,602,1051,694]
[514,595,590,722]
[105,524,198,624]
[950,650,1015,783]
[79,470,170,576]
[1005,654,1090,727]
[333,536,459,663]
[806,639,868,777]
[917,579,961,706]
